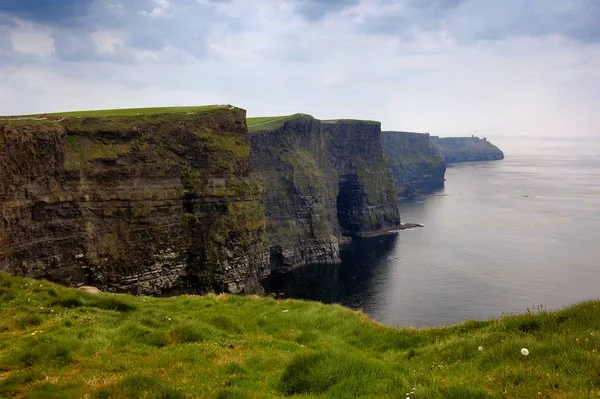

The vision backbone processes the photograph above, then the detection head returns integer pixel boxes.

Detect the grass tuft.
[0,272,599,398]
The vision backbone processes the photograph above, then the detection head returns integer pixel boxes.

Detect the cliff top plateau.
[2,105,235,119]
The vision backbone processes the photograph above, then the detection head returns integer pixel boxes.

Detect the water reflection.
[261,234,397,310]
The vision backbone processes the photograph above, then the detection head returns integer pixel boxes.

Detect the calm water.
[261,136,600,328]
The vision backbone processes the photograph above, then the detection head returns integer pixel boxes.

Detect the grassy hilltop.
[0,274,599,398]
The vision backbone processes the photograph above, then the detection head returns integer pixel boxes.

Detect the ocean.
[261,136,600,328]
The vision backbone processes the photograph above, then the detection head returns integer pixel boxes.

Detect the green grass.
[8,105,230,118]
[246,114,307,133]
[1,273,599,398]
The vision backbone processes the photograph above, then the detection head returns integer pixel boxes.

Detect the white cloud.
[143,0,171,18]
[0,0,599,138]
[91,31,123,53]
[9,22,54,56]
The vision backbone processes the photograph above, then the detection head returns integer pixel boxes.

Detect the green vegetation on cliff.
[247,114,307,133]
[12,105,229,118]
[1,273,599,398]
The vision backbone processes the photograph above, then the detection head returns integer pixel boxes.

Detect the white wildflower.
[521,348,529,356]
[478,346,483,351]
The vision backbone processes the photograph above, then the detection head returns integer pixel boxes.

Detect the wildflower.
[478,346,483,352]
[167,317,172,321]
[521,348,529,356]
[282,310,289,313]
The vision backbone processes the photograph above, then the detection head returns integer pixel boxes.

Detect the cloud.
[0,0,93,25]
[9,21,54,56]
[0,0,599,138]
[294,0,361,21]
[356,0,600,45]
[0,0,235,62]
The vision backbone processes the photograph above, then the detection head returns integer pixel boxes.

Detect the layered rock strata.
[249,115,400,275]
[0,108,266,295]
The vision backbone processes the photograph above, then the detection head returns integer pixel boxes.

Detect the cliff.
[0,107,266,295]
[430,136,504,163]
[249,115,340,276]
[322,120,400,236]
[249,115,400,274]
[381,131,446,197]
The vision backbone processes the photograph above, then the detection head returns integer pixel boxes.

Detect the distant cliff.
[430,136,504,163]
[381,131,446,197]
[0,107,266,295]
[249,115,400,274]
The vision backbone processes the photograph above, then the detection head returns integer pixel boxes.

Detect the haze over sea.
[262,136,600,328]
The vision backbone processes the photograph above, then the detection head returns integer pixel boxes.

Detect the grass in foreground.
[0,273,599,398]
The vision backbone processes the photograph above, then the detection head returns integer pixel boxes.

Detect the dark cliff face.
[249,115,340,276]
[0,108,266,295]
[381,131,446,197]
[249,116,401,275]
[322,120,401,236]
[429,136,504,163]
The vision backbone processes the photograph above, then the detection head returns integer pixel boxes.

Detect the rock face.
[381,131,446,197]
[249,115,400,275]
[430,136,504,163]
[249,115,340,276]
[0,108,266,295]
[322,120,400,236]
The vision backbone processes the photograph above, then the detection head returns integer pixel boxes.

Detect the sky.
[1,0,599,137]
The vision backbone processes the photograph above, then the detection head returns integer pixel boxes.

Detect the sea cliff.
[1,108,402,293]
[381,131,446,197]
[0,107,266,295]
[249,115,340,276]
[430,136,504,163]
[249,115,400,274]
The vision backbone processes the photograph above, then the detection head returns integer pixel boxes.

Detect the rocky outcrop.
[0,108,266,295]
[430,136,504,163]
[249,115,400,275]
[381,131,446,197]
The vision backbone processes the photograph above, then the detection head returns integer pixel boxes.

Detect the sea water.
[262,136,600,327]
